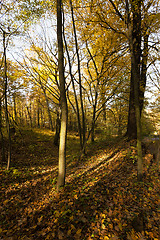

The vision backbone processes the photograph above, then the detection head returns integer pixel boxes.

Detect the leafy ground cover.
[0,129,159,239]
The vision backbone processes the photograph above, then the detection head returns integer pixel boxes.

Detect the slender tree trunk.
[91,93,98,142]
[26,104,32,128]
[41,83,54,131]
[0,98,5,164]
[70,0,86,148]
[13,94,17,123]
[40,108,44,127]
[3,31,11,170]
[86,45,99,142]
[37,98,40,128]
[139,33,149,113]
[63,32,83,149]
[57,0,68,190]
[118,104,122,137]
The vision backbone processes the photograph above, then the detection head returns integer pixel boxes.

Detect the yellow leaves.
[76,228,82,235]
[38,215,43,223]
[75,228,82,239]
[3,199,9,205]
[101,224,106,229]
[69,215,74,221]
[145,231,156,239]
[104,237,110,240]
[108,223,114,230]
[101,213,106,219]
[74,194,78,199]
[54,210,60,218]
[114,218,119,223]
[71,224,76,230]
[106,188,110,194]
[45,234,51,240]
[67,229,72,236]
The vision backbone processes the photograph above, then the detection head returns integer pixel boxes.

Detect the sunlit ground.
[0,128,159,239]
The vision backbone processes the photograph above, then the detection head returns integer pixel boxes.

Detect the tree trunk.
[26,104,32,128]
[3,31,11,170]
[91,94,98,142]
[139,33,149,113]
[41,83,54,131]
[63,32,83,149]
[129,0,143,180]
[54,109,61,146]
[91,105,96,142]
[0,98,5,164]
[37,98,40,128]
[132,54,143,181]
[126,68,137,139]
[57,0,68,191]
[13,94,18,123]
[126,2,148,140]
[70,0,86,148]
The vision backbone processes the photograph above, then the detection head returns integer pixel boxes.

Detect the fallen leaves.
[0,131,159,239]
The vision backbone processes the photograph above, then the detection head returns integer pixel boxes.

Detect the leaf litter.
[0,129,159,239]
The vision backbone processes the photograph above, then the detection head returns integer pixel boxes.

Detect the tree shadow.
[0,145,134,240]
[1,133,158,239]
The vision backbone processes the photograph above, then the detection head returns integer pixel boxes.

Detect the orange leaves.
[0,133,159,239]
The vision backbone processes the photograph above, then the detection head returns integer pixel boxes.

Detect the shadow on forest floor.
[0,128,159,240]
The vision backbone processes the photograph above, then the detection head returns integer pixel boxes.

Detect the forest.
[0,0,160,239]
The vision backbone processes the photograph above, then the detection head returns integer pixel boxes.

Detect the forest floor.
[0,128,159,240]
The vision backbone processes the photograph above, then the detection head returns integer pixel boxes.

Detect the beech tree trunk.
[54,109,61,146]
[57,0,68,191]
[129,0,143,180]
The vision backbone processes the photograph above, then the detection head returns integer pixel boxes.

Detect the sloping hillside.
[0,129,159,239]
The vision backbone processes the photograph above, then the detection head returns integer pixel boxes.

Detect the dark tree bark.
[26,103,32,128]
[37,98,40,128]
[13,93,18,123]
[0,97,5,164]
[126,2,149,140]
[57,0,68,191]
[126,66,137,139]
[128,0,143,180]
[139,33,149,113]
[3,31,11,170]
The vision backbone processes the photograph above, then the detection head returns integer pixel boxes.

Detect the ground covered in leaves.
[0,128,159,240]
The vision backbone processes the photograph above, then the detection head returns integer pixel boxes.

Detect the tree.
[57,0,68,190]
[81,0,159,178]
